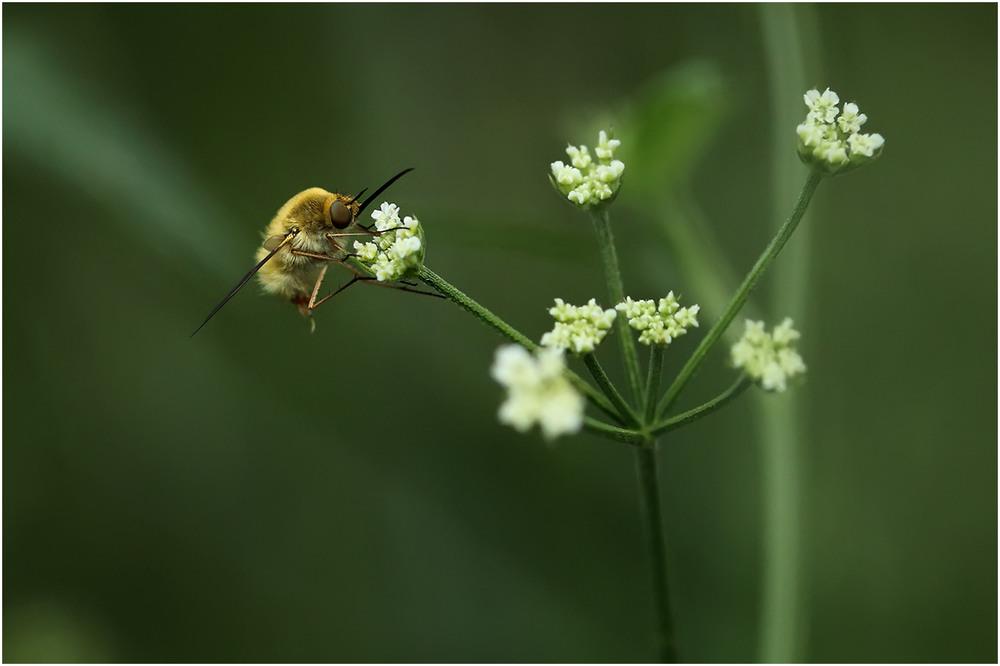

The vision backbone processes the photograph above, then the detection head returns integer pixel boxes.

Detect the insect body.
[256,187,366,316]
[191,168,415,336]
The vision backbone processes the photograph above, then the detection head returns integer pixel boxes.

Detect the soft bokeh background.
[3,4,995,662]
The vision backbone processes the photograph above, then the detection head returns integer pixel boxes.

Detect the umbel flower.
[796,88,884,176]
[491,345,585,440]
[615,293,700,346]
[540,298,617,355]
[730,318,806,392]
[353,202,425,282]
[549,130,625,209]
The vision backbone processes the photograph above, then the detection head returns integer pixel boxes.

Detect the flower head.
[540,298,617,355]
[352,201,425,282]
[796,87,884,176]
[550,129,625,210]
[615,293,700,346]
[491,345,585,440]
[730,318,806,392]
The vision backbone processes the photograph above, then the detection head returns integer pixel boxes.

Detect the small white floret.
[730,318,806,392]
[491,345,585,440]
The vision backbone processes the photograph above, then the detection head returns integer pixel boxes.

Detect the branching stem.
[656,171,822,418]
[591,210,644,404]
[417,266,624,423]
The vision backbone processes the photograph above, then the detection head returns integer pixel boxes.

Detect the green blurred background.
[3,4,995,662]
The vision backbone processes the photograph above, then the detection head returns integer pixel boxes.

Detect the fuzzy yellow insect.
[192,169,414,336]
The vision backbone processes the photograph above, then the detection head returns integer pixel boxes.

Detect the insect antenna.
[190,234,291,337]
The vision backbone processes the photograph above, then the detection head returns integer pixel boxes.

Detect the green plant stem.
[417,265,622,422]
[634,378,750,662]
[582,376,751,445]
[656,171,822,418]
[583,354,640,427]
[418,265,537,350]
[644,345,665,423]
[591,209,644,404]
[635,442,677,663]
[583,417,644,445]
[650,376,751,438]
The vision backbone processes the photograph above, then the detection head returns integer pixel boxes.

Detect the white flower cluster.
[540,298,617,355]
[796,88,884,175]
[730,318,806,393]
[353,202,425,282]
[550,130,625,208]
[491,345,585,440]
[615,293,700,346]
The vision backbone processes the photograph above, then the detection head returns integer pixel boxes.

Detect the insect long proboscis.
[356,167,413,217]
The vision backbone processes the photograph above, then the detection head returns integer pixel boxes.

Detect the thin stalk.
[635,442,677,662]
[656,171,822,418]
[591,209,644,404]
[591,208,674,665]
[418,265,537,350]
[583,417,644,445]
[583,354,640,427]
[417,265,622,422]
[650,376,751,438]
[644,344,665,423]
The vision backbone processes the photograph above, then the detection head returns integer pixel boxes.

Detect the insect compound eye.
[329,200,354,229]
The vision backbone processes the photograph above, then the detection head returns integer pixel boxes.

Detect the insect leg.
[289,249,444,308]
[327,261,445,300]
[318,272,444,301]
[310,276,364,310]
[305,263,331,312]
[289,251,366,313]
[291,249,346,261]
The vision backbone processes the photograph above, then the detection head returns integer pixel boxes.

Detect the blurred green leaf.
[3,29,241,279]
[618,61,728,196]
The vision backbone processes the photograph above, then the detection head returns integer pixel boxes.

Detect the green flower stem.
[418,265,537,350]
[650,376,751,438]
[583,353,640,427]
[417,265,621,422]
[633,379,752,664]
[591,209,644,404]
[583,417,644,445]
[565,373,624,425]
[635,442,677,663]
[586,376,750,444]
[656,171,823,418]
[644,344,665,423]
[592,377,752,666]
